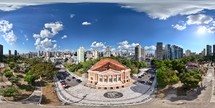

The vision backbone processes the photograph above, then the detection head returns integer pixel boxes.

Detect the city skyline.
[1,1,215,54]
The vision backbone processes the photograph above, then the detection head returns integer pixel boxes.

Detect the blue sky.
[0,1,215,54]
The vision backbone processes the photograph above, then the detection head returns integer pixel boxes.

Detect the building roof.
[90,58,127,71]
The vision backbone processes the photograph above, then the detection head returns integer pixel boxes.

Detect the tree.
[171,60,186,74]
[180,70,202,89]
[9,62,15,69]
[2,86,20,97]
[4,69,13,78]
[129,64,139,74]
[24,74,36,85]
[156,67,179,88]
[30,62,57,80]
[153,60,166,69]
[9,76,18,84]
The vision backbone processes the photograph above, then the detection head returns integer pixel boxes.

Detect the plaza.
[54,59,156,106]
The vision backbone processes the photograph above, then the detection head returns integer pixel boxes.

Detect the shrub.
[2,86,19,97]
[4,70,13,78]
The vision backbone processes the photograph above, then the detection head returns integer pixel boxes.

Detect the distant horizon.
[0,2,215,54]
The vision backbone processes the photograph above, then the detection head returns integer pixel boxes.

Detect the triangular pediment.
[90,58,127,71]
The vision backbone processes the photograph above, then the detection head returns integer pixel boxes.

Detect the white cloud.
[52,40,57,42]
[40,29,53,38]
[0,4,28,11]
[91,41,106,50]
[34,38,41,46]
[70,14,75,18]
[186,14,213,25]
[82,21,91,26]
[24,35,28,41]
[44,22,63,35]
[117,40,139,52]
[61,35,67,39]
[144,45,156,51]
[33,22,63,39]
[2,1,215,21]
[172,24,186,31]
[33,21,63,51]
[0,20,13,32]
[121,1,215,20]
[207,26,215,33]
[2,30,16,45]
[36,38,58,51]
[0,20,17,45]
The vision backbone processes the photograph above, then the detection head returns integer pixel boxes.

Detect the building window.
[114,78,117,82]
[118,76,121,81]
[109,78,112,82]
[99,78,102,82]
[91,77,93,80]
[104,78,108,82]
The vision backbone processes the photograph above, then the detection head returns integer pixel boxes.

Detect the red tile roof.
[90,58,127,71]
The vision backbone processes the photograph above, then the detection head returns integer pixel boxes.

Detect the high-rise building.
[185,50,191,56]
[0,44,3,62]
[170,45,183,60]
[135,45,145,62]
[86,51,93,60]
[93,50,99,59]
[14,50,17,57]
[77,47,85,63]
[156,42,163,60]
[206,45,212,56]
[141,47,145,61]
[178,47,183,58]
[8,50,11,56]
[164,44,171,60]
[201,48,206,56]
[213,45,215,56]
[104,46,111,57]
[135,45,141,62]
[37,51,40,57]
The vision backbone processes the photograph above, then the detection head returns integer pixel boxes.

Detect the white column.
[116,75,118,82]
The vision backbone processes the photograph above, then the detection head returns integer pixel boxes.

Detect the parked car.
[76,79,82,83]
[138,80,145,84]
[67,79,71,81]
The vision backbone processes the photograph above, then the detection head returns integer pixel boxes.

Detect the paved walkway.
[54,63,157,106]
[209,64,215,102]
[22,86,42,105]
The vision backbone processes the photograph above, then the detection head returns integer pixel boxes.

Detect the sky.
[0,0,215,54]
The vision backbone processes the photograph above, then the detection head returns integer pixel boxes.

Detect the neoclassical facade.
[87,58,132,90]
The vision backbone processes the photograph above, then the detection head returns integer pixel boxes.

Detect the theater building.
[87,58,132,90]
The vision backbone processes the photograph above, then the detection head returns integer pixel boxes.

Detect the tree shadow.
[14,94,31,101]
[17,74,24,78]
[41,95,51,104]
[169,85,207,102]
[16,82,35,91]
[130,81,151,94]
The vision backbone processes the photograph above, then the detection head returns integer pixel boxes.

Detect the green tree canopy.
[180,70,202,89]
[156,67,179,88]
[2,86,20,97]
[29,62,57,80]
[4,69,13,78]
